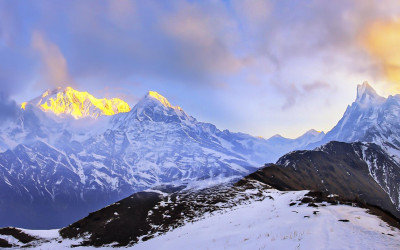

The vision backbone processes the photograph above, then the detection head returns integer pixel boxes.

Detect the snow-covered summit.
[112,90,195,128]
[355,81,385,108]
[145,91,183,110]
[297,129,325,140]
[21,86,131,119]
[303,129,323,137]
[310,82,400,165]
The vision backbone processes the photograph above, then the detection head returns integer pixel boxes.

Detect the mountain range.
[1,82,400,248]
[0,86,323,228]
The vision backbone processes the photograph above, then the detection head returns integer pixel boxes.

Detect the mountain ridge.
[2,83,397,229]
[22,86,131,119]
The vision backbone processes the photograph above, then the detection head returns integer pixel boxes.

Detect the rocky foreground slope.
[0,181,399,249]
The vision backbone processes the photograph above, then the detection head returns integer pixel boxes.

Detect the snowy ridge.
[23,86,131,119]
[2,186,399,249]
[132,191,400,250]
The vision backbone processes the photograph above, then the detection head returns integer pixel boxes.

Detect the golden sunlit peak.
[26,86,131,119]
[147,91,182,110]
[21,102,27,110]
[42,90,50,98]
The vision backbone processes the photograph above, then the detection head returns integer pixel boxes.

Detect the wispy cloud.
[160,1,243,77]
[32,30,72,88]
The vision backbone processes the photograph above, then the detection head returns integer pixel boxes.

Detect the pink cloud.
[32,30,73,88]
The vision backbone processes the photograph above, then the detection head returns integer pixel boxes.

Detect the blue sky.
[1,0,400,138]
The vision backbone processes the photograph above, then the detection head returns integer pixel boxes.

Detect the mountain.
[3,176,399,248]
[1,85,400,247]
[0,87,123,152]
[284,82,400,213]
[245,141,400,217]
[22,86,131,119]
[311,82,400,162]
[264,129,325,160]
[55,181,400,248]
[0,87,327,229]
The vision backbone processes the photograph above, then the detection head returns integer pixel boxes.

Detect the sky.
[1,0,400,138]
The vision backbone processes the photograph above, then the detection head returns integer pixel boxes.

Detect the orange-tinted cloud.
[161,1,243,76]
[363,20,400,89]
[32,30,72,88]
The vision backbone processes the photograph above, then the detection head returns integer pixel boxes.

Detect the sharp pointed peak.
[144,91,183,110]
[357,81,378,98]
[304,129,324,136]
[355,81,384,106]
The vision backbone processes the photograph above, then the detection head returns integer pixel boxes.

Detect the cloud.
[303,81,331,92]
[362,19,400,90]
[29,0,243,89]
[159,1,243,78]
[0,92,19,125]
[2,0,400,106]
[0,1,20,46]
[32,30,72,88]
[273,79,333,110]
[232,0,271,25]
[106,0,136,27]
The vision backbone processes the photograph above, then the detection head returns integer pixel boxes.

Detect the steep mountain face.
[0,141,139,229]
[22,87,131,119]
[312,82,400,163]
[244,141,400,217]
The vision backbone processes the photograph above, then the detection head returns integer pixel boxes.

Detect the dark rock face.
[242,141,400,218]
[61,191,163,247]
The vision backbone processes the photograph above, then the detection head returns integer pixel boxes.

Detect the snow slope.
[14,189,400,249]
[131,190,400,250]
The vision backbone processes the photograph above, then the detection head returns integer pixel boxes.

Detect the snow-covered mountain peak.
[111,90,195,128]
[22,86,131,119]
[356,81,385,107]
[303,129,323,136]
[270,134,284,139]
[297,129,325,142]
[313,81,400,163]
[145,91,183,111]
